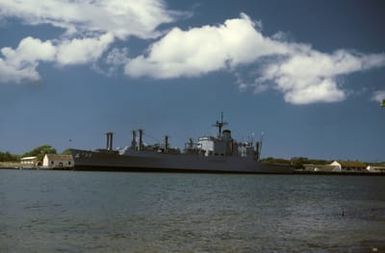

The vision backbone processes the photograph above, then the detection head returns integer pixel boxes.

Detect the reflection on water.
[1,170,385,252]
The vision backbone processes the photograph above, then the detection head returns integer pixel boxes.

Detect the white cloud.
[0,58,40,83]
[125,13,297,78]
[259,50,385,104]
[0,0,176,39]
[1,2,384,106]
[0,0,180,83]
[105,48,129,66]
[372,90,385,103]
[0,34,116,82]
[0,37,56,82]
[1,37,56,66]
[125,13,385,104]
[56,33,114,65]
[91,47,130,77]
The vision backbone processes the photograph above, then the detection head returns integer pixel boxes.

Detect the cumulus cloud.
[258,50,385,104]
[124,13,385,104]
[1,37,56,65]
[372,90,385,103]
[125,13,298,78]
[0,37,56,82]
[56,33,114,65]
[0,0,176,39]
[91,47,130,77]
[1,2,384,106]
[0,0,179,83]
[105,48,130,66]
[0,58,40,83]
[0,34,115,82]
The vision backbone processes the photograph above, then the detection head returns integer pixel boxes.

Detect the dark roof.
[45,154,73,161]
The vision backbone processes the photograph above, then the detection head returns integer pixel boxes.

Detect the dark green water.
[1,169,385,252]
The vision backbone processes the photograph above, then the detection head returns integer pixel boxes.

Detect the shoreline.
[1,166,385,175]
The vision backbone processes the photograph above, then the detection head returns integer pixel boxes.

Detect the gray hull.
[70,149,293,174]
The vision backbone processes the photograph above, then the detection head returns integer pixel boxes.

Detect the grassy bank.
[0,162,20,168]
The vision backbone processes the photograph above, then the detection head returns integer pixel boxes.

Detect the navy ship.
[70,114,292,173]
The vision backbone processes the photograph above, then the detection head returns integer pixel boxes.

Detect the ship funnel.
[106,132,113,151]
[131,130,137,150]
[256,141,260,160]
[222,129,232,140]
[138,129,143,151]
[257,132,264,161]
[255,141,263,161]
[164,135,169,152]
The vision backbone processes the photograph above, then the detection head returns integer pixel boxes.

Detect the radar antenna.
[212,112,228,137]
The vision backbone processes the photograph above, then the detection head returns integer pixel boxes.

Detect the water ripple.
[1,170,385,252]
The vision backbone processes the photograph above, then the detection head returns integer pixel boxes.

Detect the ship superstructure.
[124,113,261,158]
[70,114,292,173]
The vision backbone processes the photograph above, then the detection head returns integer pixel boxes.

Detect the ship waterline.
[70,149,292,173]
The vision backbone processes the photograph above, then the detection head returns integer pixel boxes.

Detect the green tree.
[262,157,291,165]
[0,151,19,162]
[290,157,309,170]
[61,149,72,155]
[22,145,57,161]
[290,157,331,169]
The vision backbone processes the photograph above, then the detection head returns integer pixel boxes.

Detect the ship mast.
[213,112,228,137]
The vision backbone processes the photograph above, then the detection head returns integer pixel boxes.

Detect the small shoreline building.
[366,166,385,173]
[43,154,74,169]
[339,161,367,172]
[20,156,39,168]
[302,160,382,173]
[303,161,342,172]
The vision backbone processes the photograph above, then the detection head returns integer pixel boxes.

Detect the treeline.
[0,145,57,162]
[262,157,331,168]
[262,157,385,169]
[0,152,20,162]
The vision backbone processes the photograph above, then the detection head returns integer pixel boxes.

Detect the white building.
[43,154,74,169]
[303,161,342,172]
[20,156,39,167]
[366,166,385,173]
[330,161,342,171]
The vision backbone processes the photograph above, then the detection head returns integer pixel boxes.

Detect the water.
[1,169,385,252]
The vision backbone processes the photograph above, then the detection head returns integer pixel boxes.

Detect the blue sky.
[0,0,384,161]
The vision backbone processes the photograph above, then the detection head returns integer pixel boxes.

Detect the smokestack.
[106,132,113,151]
[164,135,169,152]
[131,130,137,150]
[256,141,260,161]
[138,129,143,151]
